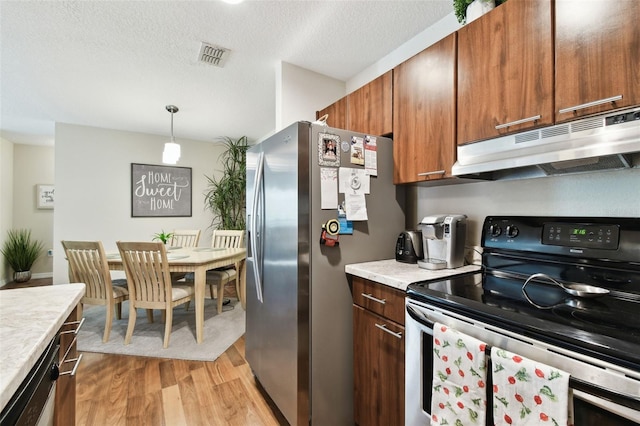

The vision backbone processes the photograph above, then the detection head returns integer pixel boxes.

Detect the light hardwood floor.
[76,335,286,426]
[2,278,284,425]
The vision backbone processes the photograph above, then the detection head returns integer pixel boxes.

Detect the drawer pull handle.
[59,354,83,377]
[60,317,85,335]
[375,323,403,339]
[495,115,541,130]
[417,170,445,177]
[558,95,622,114]
[361,293,386,305]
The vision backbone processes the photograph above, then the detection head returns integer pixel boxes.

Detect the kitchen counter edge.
[0,283,85,412]
[345,259,481,291]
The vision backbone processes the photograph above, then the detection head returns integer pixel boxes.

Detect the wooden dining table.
[107,246,247,344]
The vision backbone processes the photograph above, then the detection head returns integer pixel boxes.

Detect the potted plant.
[454,0,506,24]
[1,229,44,283]
[152,230,174,244]
[204,136,249,230]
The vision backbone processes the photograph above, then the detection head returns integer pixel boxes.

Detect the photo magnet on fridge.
[318,133,340,167]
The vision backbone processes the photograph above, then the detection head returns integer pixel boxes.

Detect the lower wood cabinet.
[352,277,405,426]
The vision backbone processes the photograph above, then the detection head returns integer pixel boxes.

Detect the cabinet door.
[347,71,393,136]
[393,33,457,184]
[555,0,640,121]
[457,0,553,145]
[317,97,347,129]
[353,305,405,426]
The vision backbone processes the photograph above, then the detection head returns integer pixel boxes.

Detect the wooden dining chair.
[168,229,201,283]
[170,229,201,247]
[61,240,129,343]
[116,241,195,348]
[207,230,244,314]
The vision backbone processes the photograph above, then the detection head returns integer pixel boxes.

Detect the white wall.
[416,169,640,246]
[276,61,345,133]
[53,123,227,284]
[347,13,460,92]
[13,144,55,278]
[0,137,14,285]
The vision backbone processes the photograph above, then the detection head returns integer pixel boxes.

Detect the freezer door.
[245,122,310,426]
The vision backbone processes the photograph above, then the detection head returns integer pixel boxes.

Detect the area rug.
[77,298,245,361]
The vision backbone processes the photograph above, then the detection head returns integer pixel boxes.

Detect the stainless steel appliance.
[406,216,640,425]
[0,339,59,426]
[395,230,423,263]
[452,106,640,180]
[417,215,467,270]
[245,121,405,425]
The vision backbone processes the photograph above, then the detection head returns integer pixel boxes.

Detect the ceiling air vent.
[198,42,230,67]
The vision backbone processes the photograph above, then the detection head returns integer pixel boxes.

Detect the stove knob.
[489,224,502,237]
[506,225,519,238]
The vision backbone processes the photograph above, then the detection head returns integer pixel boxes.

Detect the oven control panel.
[481,216,638,260]
[542,222,620,250]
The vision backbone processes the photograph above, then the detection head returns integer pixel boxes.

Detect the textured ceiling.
[1,0,452,146]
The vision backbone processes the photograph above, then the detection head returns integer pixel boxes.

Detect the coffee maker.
[417,215,467,270]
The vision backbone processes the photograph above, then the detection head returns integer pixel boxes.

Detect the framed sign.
[36,184,55,209]
[131,163,192,217]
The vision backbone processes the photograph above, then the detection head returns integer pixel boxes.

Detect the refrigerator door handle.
[250,151,265,303]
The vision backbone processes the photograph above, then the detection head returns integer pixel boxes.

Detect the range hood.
[452,107,640,180]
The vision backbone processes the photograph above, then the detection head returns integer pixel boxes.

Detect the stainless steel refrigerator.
[245,121,405,425]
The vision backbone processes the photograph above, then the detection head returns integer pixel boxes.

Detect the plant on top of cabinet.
[204,136,249,230]
[1,228,44,283]
[453,0,507,24]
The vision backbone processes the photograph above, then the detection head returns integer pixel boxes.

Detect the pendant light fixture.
[162,105,181,164]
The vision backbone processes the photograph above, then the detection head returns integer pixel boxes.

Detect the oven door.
[0,339,59,426]
[405,298,640,426]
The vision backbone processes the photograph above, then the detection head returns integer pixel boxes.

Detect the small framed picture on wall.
[36,184,55,209]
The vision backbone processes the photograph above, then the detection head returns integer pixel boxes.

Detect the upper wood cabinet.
[347,71,393,136]
[316,71,392,136]
[393,33,457,184]
[316,96,346,129]
[457,0,554,145]
[555,0,640,122]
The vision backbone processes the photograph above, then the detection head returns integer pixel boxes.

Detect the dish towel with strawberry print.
[431,322,488,425]
[491,347,572,426]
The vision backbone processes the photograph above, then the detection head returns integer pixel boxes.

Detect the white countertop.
[0,283,85,412]
[345,259,481,291]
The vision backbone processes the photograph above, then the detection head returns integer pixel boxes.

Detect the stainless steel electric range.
[405,216,640,425]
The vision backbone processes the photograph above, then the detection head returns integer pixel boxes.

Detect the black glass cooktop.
[407,271,640,371]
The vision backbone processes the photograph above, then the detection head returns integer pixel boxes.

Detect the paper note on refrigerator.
[364,135,378,176]
[338,167,370,194]
[320,167,338,209]
[344,193,368,221]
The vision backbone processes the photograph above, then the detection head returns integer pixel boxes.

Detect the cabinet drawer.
[352,277,405,325]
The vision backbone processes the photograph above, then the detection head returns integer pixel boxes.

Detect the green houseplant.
[454,0,506,24]
[152,230,174,244]
[1,228,44,283]
[204,136,249,230]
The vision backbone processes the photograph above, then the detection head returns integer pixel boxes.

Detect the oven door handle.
[572,377,640,413]
[406,305,434,334]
